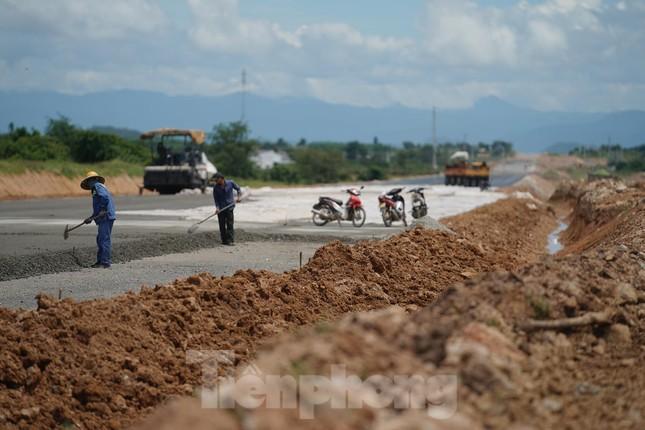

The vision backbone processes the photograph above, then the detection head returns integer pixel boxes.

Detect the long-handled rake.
[63,214,99,240]
[187,203,235,234]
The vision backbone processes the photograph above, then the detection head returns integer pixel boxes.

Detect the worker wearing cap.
[81,171,116,268]
[212,172,241,245]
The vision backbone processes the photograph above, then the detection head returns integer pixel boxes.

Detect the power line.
[241,69,247,123]
[432,106,437,170]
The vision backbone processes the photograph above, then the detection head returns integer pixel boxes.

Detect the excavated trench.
[547,221,568,254]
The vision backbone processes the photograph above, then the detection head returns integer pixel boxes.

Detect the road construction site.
[1,160,644,430]
[0,176,508,307]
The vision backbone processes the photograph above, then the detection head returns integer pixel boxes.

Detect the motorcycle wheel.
[381,209,392,227]
[352,207,366,228]
[312,209,330,226]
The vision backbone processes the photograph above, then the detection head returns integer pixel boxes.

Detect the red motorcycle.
[312,187,366,227]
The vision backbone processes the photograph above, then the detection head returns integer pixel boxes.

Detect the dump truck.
[444,151,490,188]
[140,128,217,195]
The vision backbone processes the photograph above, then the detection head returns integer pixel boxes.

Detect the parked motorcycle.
[378,187,407,227]
[312,186,366,227]
[408,187,428,219]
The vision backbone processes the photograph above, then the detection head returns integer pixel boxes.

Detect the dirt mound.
[0,172,144,200]
[442,197,557,267]
[137,227,645,429]
[505,174,556,200]
[560,179,645,254]
[0,198,554,429]
[549,179,585,203]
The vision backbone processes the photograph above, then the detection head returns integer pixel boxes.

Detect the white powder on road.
[118,184,504,224]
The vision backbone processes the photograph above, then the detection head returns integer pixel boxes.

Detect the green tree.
[46,116,77,143]
[345,141,367,162]
[291,146,349,184]
[206,121,258,178]
[0,135,70,160]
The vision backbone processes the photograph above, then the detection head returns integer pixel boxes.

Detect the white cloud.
[0,0,166,40]
[423,1,518,66]
[187,0,292,53]
[527,20,567,54]
[1,0,645,112]
[187,0,413,58]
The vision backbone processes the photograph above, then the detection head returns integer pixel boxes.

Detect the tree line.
[206,121,514,184]
[0,117,150,164]
[2,119,515,184]
[569,144,645,173]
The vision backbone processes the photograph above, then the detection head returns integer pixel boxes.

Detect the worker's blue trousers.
[96,220,114,266]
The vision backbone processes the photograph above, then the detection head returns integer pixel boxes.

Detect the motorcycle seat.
[321,197,343,205]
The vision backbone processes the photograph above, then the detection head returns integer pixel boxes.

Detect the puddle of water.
[547,221,568,254]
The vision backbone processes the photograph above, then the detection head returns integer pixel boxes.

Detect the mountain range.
[1,90,643,152]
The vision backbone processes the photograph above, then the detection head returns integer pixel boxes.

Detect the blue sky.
[1,0,644,111]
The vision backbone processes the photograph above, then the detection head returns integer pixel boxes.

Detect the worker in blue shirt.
[212,172,241,245]
[81,171,117,268]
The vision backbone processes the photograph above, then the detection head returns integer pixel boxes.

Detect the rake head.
[63,224,71,240]
[187,223,200,234]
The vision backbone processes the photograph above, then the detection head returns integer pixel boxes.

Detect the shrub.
[0,135,70,160]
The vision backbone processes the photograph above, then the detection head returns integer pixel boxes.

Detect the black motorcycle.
[408,187,428,219]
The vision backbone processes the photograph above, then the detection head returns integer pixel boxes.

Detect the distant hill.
[1,90,643,152]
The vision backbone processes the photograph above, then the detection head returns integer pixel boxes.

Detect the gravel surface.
[0,241,321,309]
[0,230,351,282]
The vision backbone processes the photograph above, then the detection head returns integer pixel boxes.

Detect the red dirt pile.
[0,198,554,429]
[442,197,557,266]
[136,183,645,429]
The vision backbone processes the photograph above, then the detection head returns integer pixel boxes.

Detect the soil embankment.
[134,179,644,430]
[0,171,142,200]
[557,179,645,254]
[0,197,555,429]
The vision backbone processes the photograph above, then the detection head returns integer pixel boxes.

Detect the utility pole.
[241,69,247,123]
[432,106,437,171]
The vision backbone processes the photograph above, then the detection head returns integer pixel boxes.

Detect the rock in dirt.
[613,283,638,305]
[606,324,632,344]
